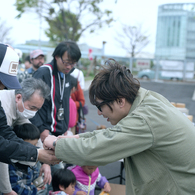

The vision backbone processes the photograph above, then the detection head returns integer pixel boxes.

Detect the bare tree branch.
[116,23,150,57]
[0,18,13,44]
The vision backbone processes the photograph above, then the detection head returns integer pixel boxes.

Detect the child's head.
[81,166,98,175]
[52,168,76,195]
[70,76,78,94]
[13,123,40,146]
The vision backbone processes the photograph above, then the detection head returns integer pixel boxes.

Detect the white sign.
[136,59,150,69]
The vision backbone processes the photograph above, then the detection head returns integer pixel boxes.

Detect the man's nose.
[97,109,102,115]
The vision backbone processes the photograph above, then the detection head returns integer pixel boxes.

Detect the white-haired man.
[0,44,59,194]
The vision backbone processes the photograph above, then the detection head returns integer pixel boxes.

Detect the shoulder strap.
[39,64,56,132]
[78,101,84,122]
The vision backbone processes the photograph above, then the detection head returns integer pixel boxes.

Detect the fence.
[100,56,195,81]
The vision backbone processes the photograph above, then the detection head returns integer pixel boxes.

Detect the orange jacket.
[71,82,85,125]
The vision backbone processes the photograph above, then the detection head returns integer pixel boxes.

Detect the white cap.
[0,44,21,89]
[30,49,44,59]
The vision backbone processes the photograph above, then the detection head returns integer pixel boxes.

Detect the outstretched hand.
[39,164,52,185]
[43,135,57,150]
[58,134,79,139]
[37,149,60,165]
[103,182,111,192]
[43,134,80,150]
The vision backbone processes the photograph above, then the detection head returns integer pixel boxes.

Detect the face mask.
[17,99,37,119]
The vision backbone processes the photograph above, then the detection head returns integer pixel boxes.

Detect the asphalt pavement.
[139,80,195,122]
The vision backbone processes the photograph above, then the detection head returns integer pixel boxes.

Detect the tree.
[45,10,82,43]
[0,18,13,44]
[14,0,115,43]
[116,23,150,58]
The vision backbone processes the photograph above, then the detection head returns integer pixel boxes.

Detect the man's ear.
[15,94,22,103]
[0,81,5,90]
[55,55,59,61]
[117,98,126,108]
[59,184,65,191]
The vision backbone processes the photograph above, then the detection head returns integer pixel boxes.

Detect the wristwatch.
[53,139,57,147]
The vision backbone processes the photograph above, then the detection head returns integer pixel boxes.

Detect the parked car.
[137,66,156,80]
[137,61,194,80]
[137,66,180,80]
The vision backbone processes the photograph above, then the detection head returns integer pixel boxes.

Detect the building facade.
[155,3,195,60]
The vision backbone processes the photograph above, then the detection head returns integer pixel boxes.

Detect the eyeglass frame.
[61,57,77,66]
[95,100,112,112]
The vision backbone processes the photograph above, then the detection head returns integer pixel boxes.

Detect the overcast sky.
[0,0,195,57]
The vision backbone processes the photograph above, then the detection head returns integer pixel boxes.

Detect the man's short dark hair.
[52,168,76,191]
[24,55,31,64]
[89,59,140,110]
[13,123,40,140]
[52,41,81,62]
[70,76,78,90]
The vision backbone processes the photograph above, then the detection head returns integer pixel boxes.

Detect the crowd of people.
[0,42,108,195]
[0,41,195,195]
[0,43,60,194]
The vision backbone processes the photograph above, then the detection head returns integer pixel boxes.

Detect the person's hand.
[43,134,79,150]
[37,149,61,165]
[58,135,79,139]
[76,191,87,195]
[63,131,68,136]
[103,182,111,192]
[39,164,52,185]
[40,130,50,142]
[37,185,46,191]
[43,135,58,150]
[3,190,17,195]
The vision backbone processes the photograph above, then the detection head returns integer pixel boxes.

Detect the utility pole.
[38,0,43,49]
[101,41,106,65]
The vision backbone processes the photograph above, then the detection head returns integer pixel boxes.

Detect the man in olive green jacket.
[44,59,195,195]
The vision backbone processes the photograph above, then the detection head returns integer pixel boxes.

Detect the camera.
[33,176,44,188]
[58,107,64,120]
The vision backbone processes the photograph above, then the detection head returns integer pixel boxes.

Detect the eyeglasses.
[96,100,110,112]
[61,58,76,66]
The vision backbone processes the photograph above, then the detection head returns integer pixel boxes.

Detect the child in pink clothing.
[68,97,77,129]
[68,165,111,195]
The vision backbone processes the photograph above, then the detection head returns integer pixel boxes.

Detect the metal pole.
[38,1,43,49]
[129,57,133,72]
[155,58,159,81]
[101,41,106,65]
[183,59,187,81]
